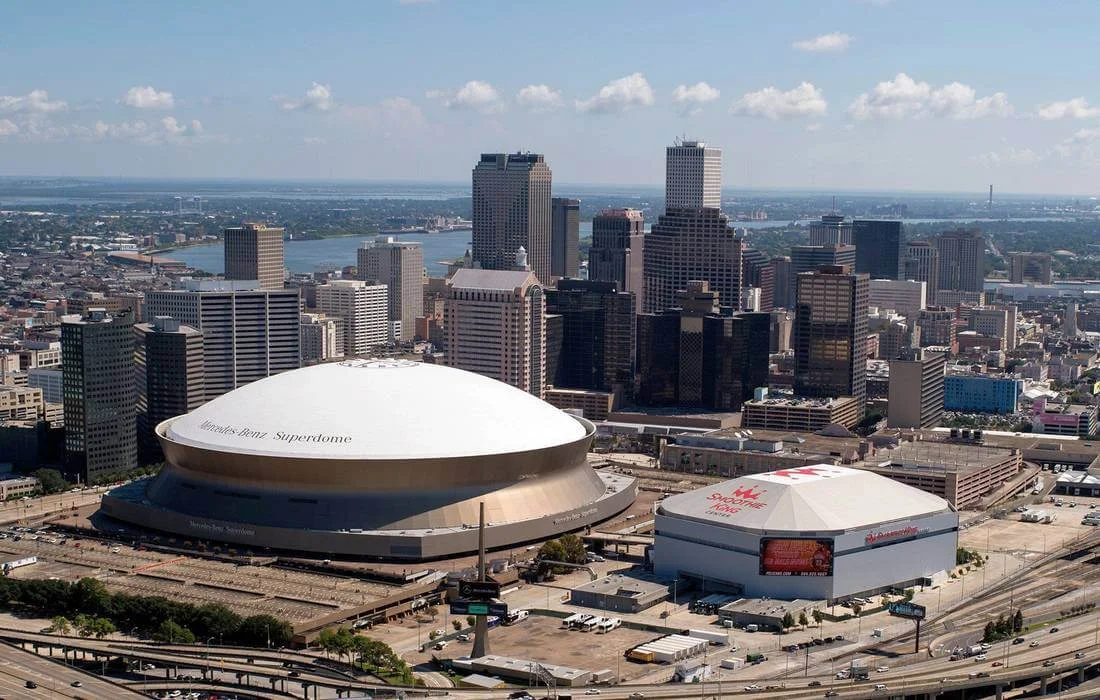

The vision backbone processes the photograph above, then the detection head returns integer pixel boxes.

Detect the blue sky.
[2,0,1099,194]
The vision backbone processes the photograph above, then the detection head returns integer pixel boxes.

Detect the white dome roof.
[660,465,953,532]
[165,359,587,460]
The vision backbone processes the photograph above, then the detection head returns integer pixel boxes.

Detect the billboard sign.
[759,538,833,577]
[887,602,927,620]
[458,580,501,599]
[450,599,509,617]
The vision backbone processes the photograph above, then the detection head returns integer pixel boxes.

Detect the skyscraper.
[808,214,852,246]
[134,316,204,463]
[904,241,940,305]
[299,312,344,364]
[223,222,285,290]
[643,208,743,312]
[771,256,792,309]
[316,280,389,356]
[852,219,903,280]
[665,140,721,210]
[545,280,635,399]
[789,244,856,303]
[888,349,946,429]
[590,208,645,313]
[551,197,580,280]
[471,153,552,283]
[62,309,137,483]
[793,266,870,408]
[358,237,424,342]
[144,280,301,401]
[1008,252,1052,284]
[444,269,545,397]
[935,228,985,293]
[742,247,775,312]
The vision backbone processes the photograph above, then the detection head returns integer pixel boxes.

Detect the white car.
[973,654,987,661]
[744,685,762,692]
[584,689,601,695]
[876,666,890,672]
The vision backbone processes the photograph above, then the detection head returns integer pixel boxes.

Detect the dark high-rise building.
[551,197,580,280]
[545,280,635,399]
[590,209,645,313]
[471,152,553,283]
[636,281,769,410]
[61,308,137,483]
[794,266,870,408]
[134,316,204,463]
[1008,252,1052,284]
[771,256,792,309]
[544,313,563,393]
[224,222,285,291]
[904,241,940,305]
[789,245,856,303]
[742,247,775,312]
[935,228,985,293]
[643,208,743,312]
[852,220,903,280]
[808,214,852,246]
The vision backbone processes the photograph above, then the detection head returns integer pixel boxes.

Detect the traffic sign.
[888,601,926,620]
[450,599,509,617]
[459,580,501,599]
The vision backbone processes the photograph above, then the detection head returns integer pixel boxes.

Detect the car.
[1076,652,1086,659]
[288,670,300,678]
[873,684,888,692]
[876,666,890,672]
[1050,627,1059,633]
[1030,641,1041,648]
[824,693,839,698]
[743,685,761,692]
[1013,637,1026,645]
[26,680,38,689]
[584,690,601,695]
[974,654,987,661]
[509,693,535,700]
[975,672,990,678]
[992,661,1003,667]
[457,633,470,642]
[808,681,822,687]
[628,694,646,700]
[980,643,992,651]
[1043,660,1056,667]
[70,680,84,687]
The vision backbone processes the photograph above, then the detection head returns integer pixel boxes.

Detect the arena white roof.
[659,465,953,533]
[165,359,588,459]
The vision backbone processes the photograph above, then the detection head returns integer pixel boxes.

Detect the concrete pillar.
[995,684,1003,700]
[1079,666,1086,683]
[1040,673,1049,694]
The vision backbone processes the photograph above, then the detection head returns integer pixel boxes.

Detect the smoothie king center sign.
[704,484,770,518]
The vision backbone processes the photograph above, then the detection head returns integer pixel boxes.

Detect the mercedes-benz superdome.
[652,465,958,601]
[102,359,637,560]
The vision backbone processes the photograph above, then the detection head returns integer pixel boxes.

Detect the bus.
[505,609,529,625]
[486,616,502,629]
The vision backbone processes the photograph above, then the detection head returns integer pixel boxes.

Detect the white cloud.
[0,89,67,114]
[122,85,175,110]
[516,84,563,111]
[280,82,335,112]
[342,96,427,129]
[848,73,1012,120]
[973,147,1043,166]
[805,122,823,132]
[672,82,720,115]
[730,82,827,119]
[792,32,852,53]
[1037,98,1100,121]
[576,73,655,113]
[0,119,18,136]
[427,80,502,112]
[82,116,209,145]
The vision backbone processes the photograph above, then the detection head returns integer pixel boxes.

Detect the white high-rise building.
[665,140,722,211]
[869,279,927,317]
[444,269,545,398]
[316,280,389,357]
[357,237,424,343]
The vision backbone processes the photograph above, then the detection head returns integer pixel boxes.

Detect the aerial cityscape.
[4,2,1100,699]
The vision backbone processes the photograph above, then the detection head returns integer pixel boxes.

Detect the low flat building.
[1054,471,1100,498]
[864,441,1022,509]
[742,394,862,431]
[718,598,819,633]
[452,655,591,687]
[544,388,616,422]
[1030,399,1098,437]
[569,572,670,613]
[0,386,44,422]
[659,428,868,478]
[0,475,39,500]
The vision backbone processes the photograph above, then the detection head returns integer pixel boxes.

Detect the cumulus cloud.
[516,84,563,111]
[1037,98,1100,121]
[848,73,1012,120]
[0,119,18,136]
[122,85,175,110]
[427,80,502,112]
[83,116,210,145]
[672,82,720,115]
[576,73,655,113]
[730,82,827,119]
[792,32,852,53]
[0,89,67,114]
[280,82,335,112]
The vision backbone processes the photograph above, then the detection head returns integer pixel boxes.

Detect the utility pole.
[472,502,490,658]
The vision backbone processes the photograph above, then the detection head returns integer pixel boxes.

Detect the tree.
[812,610,824,627]
[31,468,68,495]
[154,619,195,644]
[69,578,110,617]
[559,534,587,564]
[465,615,475,628]
[904,589,915,602]
[452,619,462,631]
[851,603,863,617]
[1013,609,1024,633]
[781,612,795,631]
[798,612,809,629]
[983,621,996,642]
[235,614,293,648]
[428,630,438,641]
[193,603,242,641]
[48,615,71,635]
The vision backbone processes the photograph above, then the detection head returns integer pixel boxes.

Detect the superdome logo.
[865,525,921,546]
[705,484,770,517]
